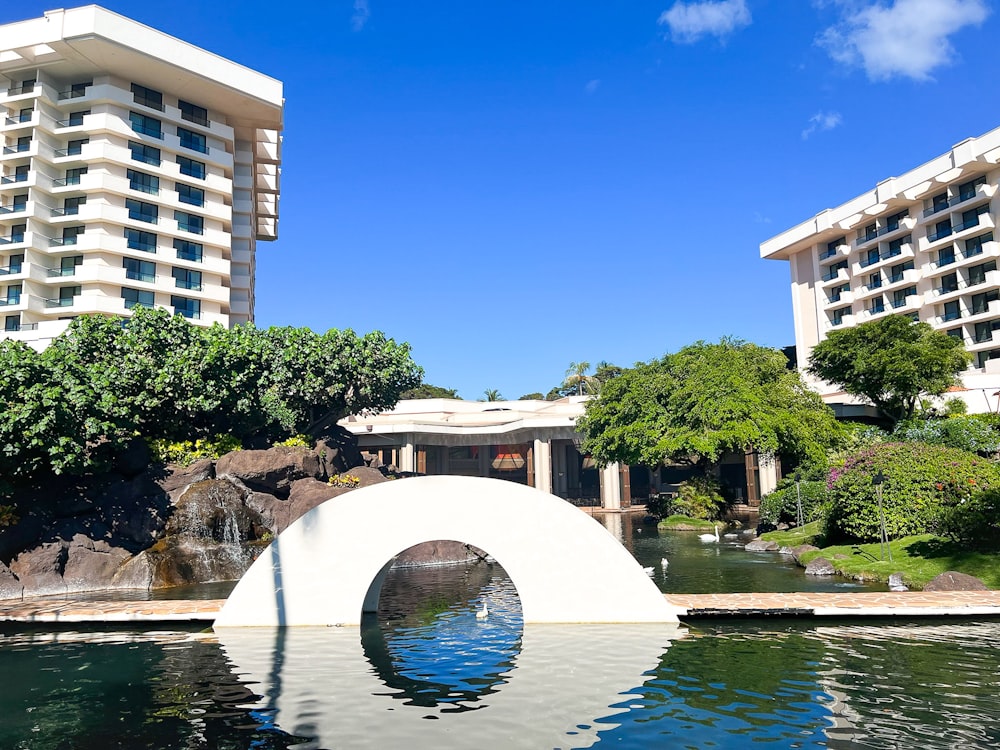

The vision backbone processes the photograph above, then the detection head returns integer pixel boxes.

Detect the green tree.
[564,361,598,396]
[807,315,971,427]
[578,338,841,471]
[482,388,503,402]
[400,384,460,399]
[518,392,544,400]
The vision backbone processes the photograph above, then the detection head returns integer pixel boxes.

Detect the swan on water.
[660,558,669,567]
[698,525,720,543]
[476,600,489,619]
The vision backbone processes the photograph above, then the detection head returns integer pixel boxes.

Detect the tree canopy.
[400,384,460,400]
[0,307,421,483]
[807,315,971,427]
[578,339,841,469]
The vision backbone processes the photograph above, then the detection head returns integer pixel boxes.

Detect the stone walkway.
[2,591,1000,625]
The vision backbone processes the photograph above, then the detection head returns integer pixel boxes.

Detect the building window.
[177,156,206,180]
[171,295,200,319]
[123,257,155,283]
[128,141,161,166]
[66,110,89,127]
[59,226,84,246]
[177,127,208,154]
[11,164,28,182]
[56,286,80,306]
[174,239,202,262]
[5,254,23,274]
[931,192,949,213]
[18,108,33,123]
[62,138,87,156]
[4,314,19,331]
[867,272,882,290]
[930,219,952,243]
[130,83,163,111]
[884,210,908,232]
[938,246,956,267]
[8,223,25,243]
[861,248,879,268]
[129,112,162,139]
[61,196,86,216]
[5,284,21,305]
[968,261,997,287]
[861,222,877,242]
[974,321,995,344]
[939,272,959,294]
[177,183,204,206]
[61,81,91,100]
[122,287,154,309]
[960,205,989,231]
[892,286,917,308]
[125,229,157,252]
[178,100,209,127]
[127,169,159,195]
[958,176,987,202]
[172,267,202,291]
[12,194,27,211]
[174,211,203,235]
[966,232,993,257]
[831,306,850,326]
[943,300,961,322]
[888,260,914,283]
[971,291,998,315]
[885,235,910,259]
[126,199,158,224]
[869,298,885,314]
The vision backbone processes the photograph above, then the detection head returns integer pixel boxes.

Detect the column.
[398,435,416,473]
[600,461,622,510]
[533,438,552,494]
[757,452,779,500]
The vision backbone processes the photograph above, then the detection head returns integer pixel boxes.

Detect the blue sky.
[9,1,1000,399]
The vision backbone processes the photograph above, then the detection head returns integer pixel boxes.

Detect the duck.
[476,600,489,619]
[660,558,669,568]
[642,566,655,576]
[698,525,720,543]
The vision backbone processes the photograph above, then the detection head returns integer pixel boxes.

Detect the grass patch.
[657,515,718,531]
[759,521,824,548]
[796,534,1000,589]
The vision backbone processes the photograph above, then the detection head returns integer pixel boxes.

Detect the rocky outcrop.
[805,557,836,576]
[923,571,988,591]
[0,432,389,599]
[395,541,486,567]
[745,539,779,552]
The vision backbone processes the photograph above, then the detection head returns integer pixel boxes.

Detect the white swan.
[660,558,669,568]
[475,600,489,619]
[642,566,655,576]
[698,525,720,543]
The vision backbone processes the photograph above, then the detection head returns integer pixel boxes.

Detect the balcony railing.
[46,267,77,277]
[57,87,90,101]
[0,175,28,184]
[2,143,29,154]
[3,114,34,125]
[891,297,915,309]
[954,216,984,233]
[44,297,76,308]
[174,308,201,320]
[3,322,36,331]
[821,267,847,282]
[0,264,22,275]
[0,204,25,215]
[49,236,80,247]
[51,176,82,187]
[50,206,80,217]
[125,272,156,284]
[941,311,963,322]
[6,85,36,96]
[55,118,86,128]
[0,235,25,245]
[129,182,158,195]
[130,122,163,139]
[54,146,84,157]
[174,279,202,291]
[0,298,21,307]
[928,226,953,242]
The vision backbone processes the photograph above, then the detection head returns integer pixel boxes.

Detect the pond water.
[3,558,999,749]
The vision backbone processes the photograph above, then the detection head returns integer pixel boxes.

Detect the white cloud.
[818,0,989,81]
[585,79,601,94]
[352,0,370,32]
[801,110,843,139]
[658,0,752,43]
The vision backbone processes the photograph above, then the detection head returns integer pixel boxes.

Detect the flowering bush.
[893,415,1000,455]
[328,474,360,488]
[825,442,1000,543]
[148,434,242,466]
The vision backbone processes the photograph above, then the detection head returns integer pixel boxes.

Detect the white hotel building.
[761,126,1000,414]
[0,6,282,347]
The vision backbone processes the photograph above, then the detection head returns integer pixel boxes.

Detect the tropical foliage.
[758,479,829,525]
[578,339,841,470]
[808,315,970,427]
[0,307,421,482]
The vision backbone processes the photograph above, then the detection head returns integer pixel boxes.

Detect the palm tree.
[564,361,598,396]
[482,388,503,402]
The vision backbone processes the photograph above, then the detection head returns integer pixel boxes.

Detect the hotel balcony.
[853,216,915,249]
[919,183,996,223]
[820,266,849,286]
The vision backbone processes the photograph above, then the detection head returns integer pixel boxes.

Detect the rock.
[791,544,820,563]
[833,553,849,560]
[745,539,779,552]
[923,571,988,591]
[10,542,68,597]
[216,447,322,497]
[888,573,909,592]
[315,425,364,474]
[395,541,486,567]
[114,437,150,478]
[0,560,22,599]
[61,535,132,593]
[776,522,790,531]
[805,557,836,576]
[779,546,794,555]
[157,458,215,497]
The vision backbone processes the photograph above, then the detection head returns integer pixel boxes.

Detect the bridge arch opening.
[215,475,681,627]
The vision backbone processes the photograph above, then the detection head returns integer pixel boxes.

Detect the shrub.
[0,504,17,528]
[825,442,1000,543]
[671,476,726,520]
[328,473,360,488]
[276,434,311,448]
[148,434,242,466]
[893,414,1000,455]
[936,488,1000,549]
[759,479,828,525]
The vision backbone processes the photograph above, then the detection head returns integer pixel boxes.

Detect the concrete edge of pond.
[3,591,1000,626]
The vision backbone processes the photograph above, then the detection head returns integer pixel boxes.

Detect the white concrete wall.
[216,475,681,626]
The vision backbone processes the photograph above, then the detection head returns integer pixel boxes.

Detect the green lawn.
[657,515,718,531]
[761,525,1000,589]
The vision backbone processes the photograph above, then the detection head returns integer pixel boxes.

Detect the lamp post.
[872,472,892,562]
[794,470,804,528]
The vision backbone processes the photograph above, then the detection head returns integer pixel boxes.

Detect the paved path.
[2,591,1000,625]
